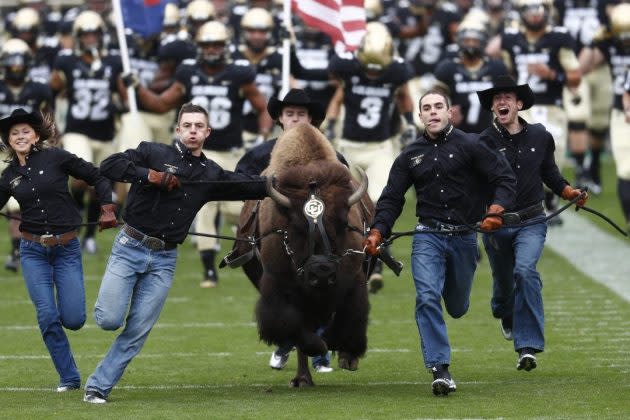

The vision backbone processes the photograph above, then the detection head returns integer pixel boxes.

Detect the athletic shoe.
[56,384,80,392]
[83,390,107,404]
[200,270,218,288]
[431,365,456,396]
[269,349,290,369]
[314,364,333,373]
[4,255,18,272]
[83,237,97,255]
[500,317,513,341]
[517,348,537,371]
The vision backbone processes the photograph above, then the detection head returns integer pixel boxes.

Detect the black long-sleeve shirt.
[100,140,267,243]
[372,125,517,237]
[479,118,569,211]
[0,147,113,235]
[235,137,349,176]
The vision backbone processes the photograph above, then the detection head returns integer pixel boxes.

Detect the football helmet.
[196,21,229,67]
[241,7,274,53]
[186,0,216,37]
[456,19,489,59]
[611,4,630,44]
[356,22,394,79]
[1,38,32,84]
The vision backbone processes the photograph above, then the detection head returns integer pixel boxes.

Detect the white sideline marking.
[545,212,630,303]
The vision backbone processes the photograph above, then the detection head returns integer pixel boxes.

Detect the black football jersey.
[593,37,630,110]
[329,53,414,141]
[501,26,577,106]
[554,0,603,51]
[231,47,283,134]
[434,58,509,133]
[398,4,460,76]
[175,59,256,150]
[294,33,336,111]
[53,50,123,141]
[0,79,53,117]
[29,39,61,84]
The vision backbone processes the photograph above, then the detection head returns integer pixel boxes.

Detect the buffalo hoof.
[289,375,314,388]
[338,355,359,371]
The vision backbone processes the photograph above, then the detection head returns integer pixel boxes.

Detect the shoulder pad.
[182,58,197,65]
[504,27,520,35]
[59,49,73,56]
[440,2,458,13]
[337,51,354,60]
[393,56,405,64]
[552,26,569,34]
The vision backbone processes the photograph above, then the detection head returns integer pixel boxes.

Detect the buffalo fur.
[238,123,372,385]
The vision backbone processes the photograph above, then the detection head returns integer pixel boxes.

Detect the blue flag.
[121,0,172,38]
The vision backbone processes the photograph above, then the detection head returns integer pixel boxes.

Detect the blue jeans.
[411,228,478,368]
[20,237,85,388]
[85,229,177,397]
[482,217,547,352]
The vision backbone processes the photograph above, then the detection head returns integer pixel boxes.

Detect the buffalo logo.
[410,154,424,167]
[164,164,179,173]
[9,176,22,189]
[303,196,325,221]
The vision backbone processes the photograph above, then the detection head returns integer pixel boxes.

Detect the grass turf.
[0,155,628,419]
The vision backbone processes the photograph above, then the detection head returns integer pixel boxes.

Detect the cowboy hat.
[267,89,326,127]
[476,75,535,111]
[0,108,43,137]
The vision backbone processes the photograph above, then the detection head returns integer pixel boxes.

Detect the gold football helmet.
[365,0,383,22]
[241,8,274,53]
[196,21,229,66]
[163,3,181,30]
[611,4,630,40]
[1,38,33,84]
[356,22,394,79]
[12,7,40,32]
[457,19,489,58]
[72,10,105,37]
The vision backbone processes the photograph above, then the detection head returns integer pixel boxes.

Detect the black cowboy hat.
[0,108,43,137]
[476,75,535,111]
[267,88,326,128]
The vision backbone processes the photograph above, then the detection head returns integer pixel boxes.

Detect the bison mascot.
[233,123,373,387]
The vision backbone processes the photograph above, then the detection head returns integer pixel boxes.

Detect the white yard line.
[545,212,630,303]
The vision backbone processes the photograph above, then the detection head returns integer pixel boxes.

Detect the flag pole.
[280,0,291,99]
[112,0,138,114]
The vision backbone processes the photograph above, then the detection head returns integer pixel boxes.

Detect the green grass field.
[0,156,628,419]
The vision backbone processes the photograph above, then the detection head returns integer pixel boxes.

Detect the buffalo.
[234,123,373,387]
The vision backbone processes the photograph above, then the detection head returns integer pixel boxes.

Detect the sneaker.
[56,384,80,392]
[83,237,97,255]
[269,349,290,370]
[500,317,513,341]
[4,255,18,272]
[83,390,107,404]
[517,348,537,371]
[431,365,456,396]
[200,270,218,288]
[314,364,333,373]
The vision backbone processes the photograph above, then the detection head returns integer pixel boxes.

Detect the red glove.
[148,169,180,192]
[98,204,118,231]
[363,228,382,256]
[480,204,505,232]
[561,185,588,207]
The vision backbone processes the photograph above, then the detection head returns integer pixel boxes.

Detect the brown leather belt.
[22,231,78,247]
[122,224,177,251]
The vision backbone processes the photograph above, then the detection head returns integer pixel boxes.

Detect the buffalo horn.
[347,166,368,206]
[266,175,291,208]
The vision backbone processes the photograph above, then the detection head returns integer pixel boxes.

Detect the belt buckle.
[147,237,165,251]
[39,234,54,246]
[439,223,455,232]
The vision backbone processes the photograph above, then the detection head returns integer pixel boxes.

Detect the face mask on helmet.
[186,0,216,38]
[457,28,488,59]
[1,39,32,85]
[241,8,274,53]
[519,2,549,31]
[73,11,106,56]
[12,7,40,47]
[196,21,229,67]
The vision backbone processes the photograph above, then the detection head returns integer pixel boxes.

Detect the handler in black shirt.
[363,91,516,396]
[0,108,116,392]
[476,76,588,373]
[83,103,268,404]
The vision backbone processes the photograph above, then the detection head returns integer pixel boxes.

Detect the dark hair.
[177,102,209,125]
[419,90,451,109]
[2,112,58,162]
